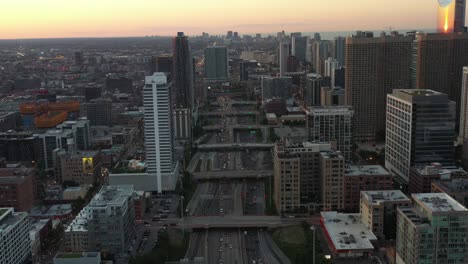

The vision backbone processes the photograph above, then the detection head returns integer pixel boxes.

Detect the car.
[219,248,223,252]
[144,224,151,227]
[229,244,233,249]
[170,223,177,226]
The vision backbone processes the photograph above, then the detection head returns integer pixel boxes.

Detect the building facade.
[82,99,112,127]
[173,32,194,109]
[360,190,411,239]
[144,73,177,192]
[274,143,301,213]
[261,76,292,100]
[0,168,35,212]
[306,106,353,161]
[304,73,324,106]
[204,46,228,80]
[0,208,31,264]
[344,165,393,212]
[279,42,290,77]
[346,31,412,141]
[65,185,135,254]
[320,151,345,211]
[396,193,468,264]
[385,89,456,183]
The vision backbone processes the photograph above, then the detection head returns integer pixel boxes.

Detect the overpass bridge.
[210,101,257,106]
[202,124,277,131]
[192,170,273,180]
[184,216,299,229]
[197,143,274,151]
[199,111,260,117]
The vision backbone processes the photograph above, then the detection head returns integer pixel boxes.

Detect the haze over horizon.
[0,0,459,39]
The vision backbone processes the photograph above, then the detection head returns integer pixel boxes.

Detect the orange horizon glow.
[445,7,449,32]
[0,0,457,39]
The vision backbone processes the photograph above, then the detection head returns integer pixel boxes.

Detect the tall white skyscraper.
[279,41,290,76]
[144,73,176,192]
[324,57,339,89]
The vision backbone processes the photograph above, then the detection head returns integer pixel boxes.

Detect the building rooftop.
[55,252,100,259]
[345,165,390,176]
[320,212,377,251]
[361,190,410,205]
[413,164,467,180]
[399,89,442,96]
[305,106,354,116]
[66,185,134,233]
[0,208,27,233]
[320,151,344,160]
[413,193,468,213]
[433,179,468,193]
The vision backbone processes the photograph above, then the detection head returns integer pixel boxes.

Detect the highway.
[182,95,290,264]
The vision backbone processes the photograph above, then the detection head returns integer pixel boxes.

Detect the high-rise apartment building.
[459,67,468,155]
[37,129,75,169]
[144,73,177,192]
[275,142,332,206]
[292,36,308,62]
[437,0,466,33]
[386,90,456,183]
[279,42,290,77]
[0,131,40,163]
[204,46,228,80]
[312,41,332,75]
[304,73,324,106]
[173,32,194,109]
[320,151,345,211]
[261,76,292,100]
[324,57,339,89]
[0,208,31,264]
[346,31,412,141]
[65,185,135,254]
[274,143,301,213]
[416,33,468,122]
[82,99,112,127]
[396,193,468,264]
[306,106,354,161]
[56,119,91,151]
[333,36,346,67]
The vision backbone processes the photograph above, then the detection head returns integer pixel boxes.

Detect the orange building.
[19,101,80,128]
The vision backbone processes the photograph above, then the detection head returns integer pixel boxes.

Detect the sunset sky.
[0,0,452,39]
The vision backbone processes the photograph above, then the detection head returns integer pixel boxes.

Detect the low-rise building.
[360,190,411,239]
[56,151,102,185]
[0,208,31,264]
[65,185,135,254]
[409,163,468,194]
[53,252,101,264]
[344,165,393,212]
[431,179,468,207]
[0,168,35,211]
[320,211,377,258]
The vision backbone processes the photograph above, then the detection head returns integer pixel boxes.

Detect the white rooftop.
[320,212,377,251]
[361,190,410,205]
[413,193,468,213]
[345,165,390,176]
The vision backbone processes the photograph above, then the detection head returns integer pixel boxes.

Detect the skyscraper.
[279,41,290,77]
[292,36,308,62]
[313,40,332,75]
[460,67,468,166]
[385,89,455,183]
[144,73,176,192]
[304,73,324,106]
[437,0,466,33]
[173,32,194,109]
[333,36,346,67]
[204,46,228,80]
[324,57,339,89]
[416,32,468,121]
[346,31,412,141]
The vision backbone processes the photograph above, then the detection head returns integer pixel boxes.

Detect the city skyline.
[0,0,462,39]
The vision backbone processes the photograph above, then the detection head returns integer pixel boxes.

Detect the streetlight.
[310,226,316,264]
[180,196,185,236]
